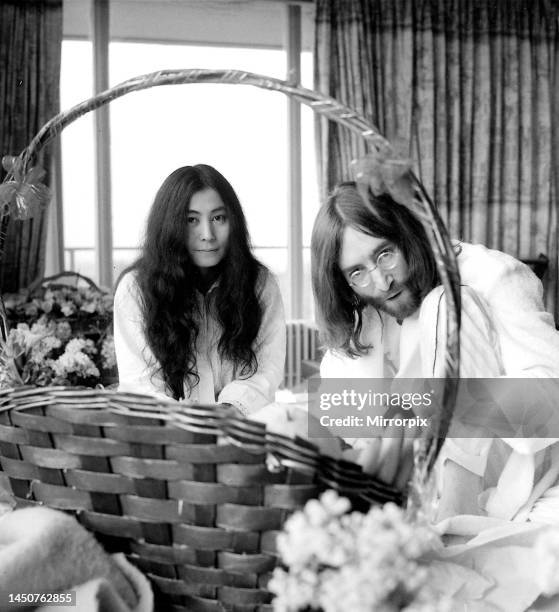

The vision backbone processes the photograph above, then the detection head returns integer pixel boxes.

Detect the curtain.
[315,0,559,320]
[0,0,63,292]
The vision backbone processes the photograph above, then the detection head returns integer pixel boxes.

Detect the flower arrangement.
[269,490,449,612]
[1,276,116,388]
[269,488,559,612]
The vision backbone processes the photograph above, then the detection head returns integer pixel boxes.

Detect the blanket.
[0,507,152,612]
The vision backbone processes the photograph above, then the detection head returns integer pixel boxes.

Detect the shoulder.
[457,242,538,292]
[420,284,496,338]
[422,283,486,310]
[456,242,546,312]
[320,348,358,378]
[114,270,141,305]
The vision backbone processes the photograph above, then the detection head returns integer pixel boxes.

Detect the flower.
[1,279,117,388]
[270,491,447,612]
[60,300,77,317]
[0,155,51,220]
[52,339,100,380]
[101,334,116,370]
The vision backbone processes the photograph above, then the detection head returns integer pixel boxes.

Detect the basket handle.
[0,68,461,479]
[27,271,101,294]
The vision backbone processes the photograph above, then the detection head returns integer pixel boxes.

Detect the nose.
[199,218,215,241]
[370,266,393,292]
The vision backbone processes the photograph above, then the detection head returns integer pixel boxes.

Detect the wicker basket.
[0,69,462,611]
[0,386,402,610]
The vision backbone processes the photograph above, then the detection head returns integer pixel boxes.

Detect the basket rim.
[0,385,405,507]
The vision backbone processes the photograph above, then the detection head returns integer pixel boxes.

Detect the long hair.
[130,164,264,399]
[311,182,439,357]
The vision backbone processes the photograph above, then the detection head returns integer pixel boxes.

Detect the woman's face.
[186,188,230,269]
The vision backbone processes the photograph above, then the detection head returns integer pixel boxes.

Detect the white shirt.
[113,268,286,415]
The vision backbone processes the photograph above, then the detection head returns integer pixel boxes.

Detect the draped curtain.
[0,0,63,292]
[315,0,559,320]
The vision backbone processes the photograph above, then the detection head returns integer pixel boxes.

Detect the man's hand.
[220,402,245,418]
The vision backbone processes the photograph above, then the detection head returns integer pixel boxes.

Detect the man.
[311,182,559,521]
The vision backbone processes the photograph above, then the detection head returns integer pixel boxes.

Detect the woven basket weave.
[0,386,401,610]
[0,69,462,610]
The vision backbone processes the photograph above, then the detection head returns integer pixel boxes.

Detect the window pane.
[60,41,95,258]
[301,51,318,321]
[113,248,141,281]
[253,247,289,310]
[64,248,95,280]
[109,42,288,272]
[302,247,315,321]
[301,50,319,248]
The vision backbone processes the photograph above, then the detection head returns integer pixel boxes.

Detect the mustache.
[359,282,407,305]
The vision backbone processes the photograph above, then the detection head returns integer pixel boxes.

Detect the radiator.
[283,319,320,389]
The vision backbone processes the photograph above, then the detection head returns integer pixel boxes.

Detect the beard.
[360,283,422,320]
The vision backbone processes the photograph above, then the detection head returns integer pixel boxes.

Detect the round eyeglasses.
[348,249,399,288]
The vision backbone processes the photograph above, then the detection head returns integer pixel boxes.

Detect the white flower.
[101,335,116,369]
[29,334,61,364]
[269,567,320,612]
[80,300,97,313]
[40,299,53,313]
[60,300,76,317]
[23,300,39,317]
[11,318,54,352]
[321,489,351,516]
[65,337,96,356]
[271,491,442,612]
[304,498,330,526]
[52,339,99,379]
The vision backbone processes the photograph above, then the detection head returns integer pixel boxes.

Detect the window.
[59,9,318,320]
[60,40,95,276]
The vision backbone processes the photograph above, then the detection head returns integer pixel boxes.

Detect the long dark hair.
[128,164,265,399]
[311,182,439,357]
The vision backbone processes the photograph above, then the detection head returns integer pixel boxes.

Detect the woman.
[113,164,286,415]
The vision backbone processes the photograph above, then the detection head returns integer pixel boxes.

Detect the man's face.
[338,226,421,319]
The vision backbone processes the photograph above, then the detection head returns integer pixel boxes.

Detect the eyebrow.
[340,240,393,275]
[187,206,227,215]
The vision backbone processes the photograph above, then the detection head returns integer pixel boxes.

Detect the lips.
[196,249,218,253]
[385,290,402,301]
